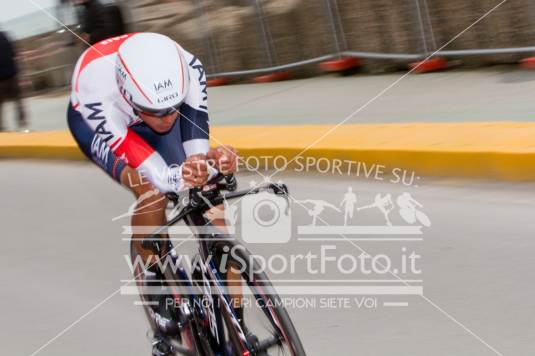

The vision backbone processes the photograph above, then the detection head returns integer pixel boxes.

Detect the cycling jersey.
[69,33,209,192]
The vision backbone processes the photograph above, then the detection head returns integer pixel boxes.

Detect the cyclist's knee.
[120,165,167,210]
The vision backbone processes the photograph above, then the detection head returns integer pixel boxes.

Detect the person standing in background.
[73,0,127,45]
[0,30,27,132]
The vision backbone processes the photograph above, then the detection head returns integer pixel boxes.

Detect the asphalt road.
[3,66,535,131]
[1,160,534,355]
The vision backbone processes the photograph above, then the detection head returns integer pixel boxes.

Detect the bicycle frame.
[185,210,250,355]
[141,180,290,356]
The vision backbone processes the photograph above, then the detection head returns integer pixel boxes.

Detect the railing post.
[421,0,438,52]
[414,0,429,55]
[409,0,448,73]
[324,0,343,57]
[519,1,535,69]
[250,0,290,82]
[252,0,275,68]
[192,0,219,74]
[319,0,360,73]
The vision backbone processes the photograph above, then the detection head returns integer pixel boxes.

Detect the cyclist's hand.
[182,154,209,188]
[207,145,238,175]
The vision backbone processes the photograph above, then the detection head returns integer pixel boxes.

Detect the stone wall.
[16,30,82,94]
[127,0,535,74]
[17,0,535,92]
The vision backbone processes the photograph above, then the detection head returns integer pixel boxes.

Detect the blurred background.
[3,3,535,355]
[3,0,535,96]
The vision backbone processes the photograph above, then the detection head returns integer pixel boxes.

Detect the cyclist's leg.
[119,165,169,264]
[69,104,181,350]
[67,102,167,264]
[206,206,244,322]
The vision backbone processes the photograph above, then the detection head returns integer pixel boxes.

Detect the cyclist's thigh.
[67,102,127,183]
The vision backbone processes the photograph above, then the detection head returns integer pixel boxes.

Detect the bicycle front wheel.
[211,239,307,356]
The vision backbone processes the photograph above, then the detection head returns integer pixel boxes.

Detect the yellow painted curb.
[2,123,535,180]
[0,131,84,160]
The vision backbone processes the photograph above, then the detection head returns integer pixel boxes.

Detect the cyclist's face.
[139,111,179,133]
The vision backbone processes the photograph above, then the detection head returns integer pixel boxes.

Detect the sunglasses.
[132,102,182,118]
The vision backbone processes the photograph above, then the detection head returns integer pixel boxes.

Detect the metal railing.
[8,0,535,92]
[197,0,535,78]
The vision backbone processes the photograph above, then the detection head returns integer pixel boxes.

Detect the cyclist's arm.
[73,95,187,193]
[180,53,209,157]
[70,39,189,193]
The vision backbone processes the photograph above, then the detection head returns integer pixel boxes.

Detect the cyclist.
[67,32,238,345]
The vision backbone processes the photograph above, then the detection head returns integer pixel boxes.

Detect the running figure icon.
[340,187,357,226]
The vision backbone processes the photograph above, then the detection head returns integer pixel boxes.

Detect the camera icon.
[241,191,292,244]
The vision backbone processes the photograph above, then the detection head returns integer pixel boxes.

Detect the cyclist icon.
[357,193,395,226]
[296,199,341,226]
[396,192,431,227]
[340,187,357,226]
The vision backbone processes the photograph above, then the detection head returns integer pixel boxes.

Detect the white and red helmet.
[115,33,190,116]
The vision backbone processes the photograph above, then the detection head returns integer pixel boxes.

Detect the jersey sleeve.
[180,53,210,157]
[73,57,186,193]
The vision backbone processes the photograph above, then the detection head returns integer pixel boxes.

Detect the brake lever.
[224,174,238,192]
[269,183,290,215]
[189,188,204,208]
[270,183,288,196]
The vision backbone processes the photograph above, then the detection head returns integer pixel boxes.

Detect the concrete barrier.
[3,123,535,181]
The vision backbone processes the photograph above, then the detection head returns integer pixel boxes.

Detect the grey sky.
[0,0,55,22]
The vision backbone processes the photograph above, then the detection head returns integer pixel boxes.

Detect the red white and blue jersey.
[70,33,209,192]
